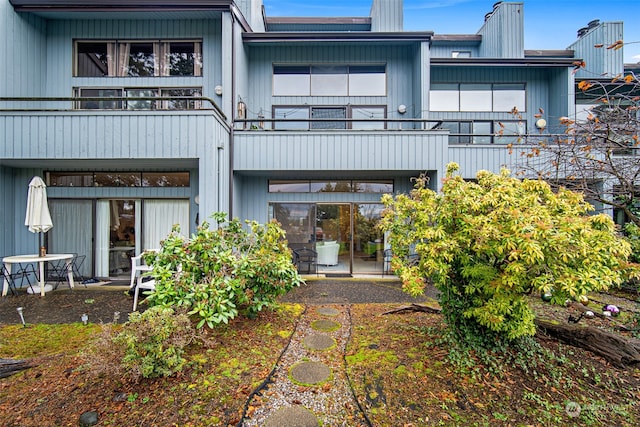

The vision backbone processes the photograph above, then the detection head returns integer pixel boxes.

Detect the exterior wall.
[244,44,418,129]
[477,2,524,58]
[568,22,624,78]
[233,131,448,173]
[370,0,403,32]
[430,44,481,59]
[0,1,47,100]
[42,18,222,100]
[428,66,550,134]
[1,112,225,160]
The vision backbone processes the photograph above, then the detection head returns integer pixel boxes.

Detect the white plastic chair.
[130,250,157,311]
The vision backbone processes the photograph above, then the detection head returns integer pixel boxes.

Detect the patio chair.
[2,264,19,296]
[130,250,158,311]
[69,254,87,285]
[382,248,393,277]
[7,263,38,294]
[132,269,156,311]
[293,247,318,276]
[47,259,72,290]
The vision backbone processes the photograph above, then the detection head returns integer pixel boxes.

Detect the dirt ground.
[0,278,427,325]
[0,286,138,325]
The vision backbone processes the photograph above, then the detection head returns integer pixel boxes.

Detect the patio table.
[2,254,75,297]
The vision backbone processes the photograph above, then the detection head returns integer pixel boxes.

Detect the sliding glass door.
[270,202,386,276]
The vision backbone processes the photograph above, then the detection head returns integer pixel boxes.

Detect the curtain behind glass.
[49,200,93,278]
[95,200,110,277]
[143,200,189,250]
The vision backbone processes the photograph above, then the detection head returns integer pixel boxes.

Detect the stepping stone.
[303,333,336,351]
[263,405,318,427]
[290,361,331,385]
[317,307,340,317]
[310,319,341,332]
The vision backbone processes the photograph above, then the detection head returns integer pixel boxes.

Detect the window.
[351,107,386,130]
[311,107,346,130]
[74,40,202,77]
[439,120,525,144]
[77,88,123,110]
[75,87,202,110]
[47,172,189,187]
[429,84,459,112]
[269,180,393,193]
[273,105,386,130]
[452,51,472,58]
[273,64,386,96]
[430,83,526,112]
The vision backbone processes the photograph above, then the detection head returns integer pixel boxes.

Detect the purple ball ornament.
[603,304,620,317]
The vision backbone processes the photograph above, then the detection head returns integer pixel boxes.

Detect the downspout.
[228,10,236,218]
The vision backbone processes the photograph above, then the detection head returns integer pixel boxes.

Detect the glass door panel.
[48,200,93,279]
[110,200,137,277]
[271,203,316,251]
[353,204,386,275]
[316,204,351,275]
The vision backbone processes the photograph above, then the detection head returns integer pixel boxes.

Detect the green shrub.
[84,306,196,381]
[114,306,195,380]
[144,212,302,328]
[380,163,638,346]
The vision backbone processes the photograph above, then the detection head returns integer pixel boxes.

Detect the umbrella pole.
[39,232,46,257]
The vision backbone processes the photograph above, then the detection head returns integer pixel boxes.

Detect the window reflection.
[47,172,190,187]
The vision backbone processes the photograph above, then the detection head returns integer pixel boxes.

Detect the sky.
[262,0,640,64]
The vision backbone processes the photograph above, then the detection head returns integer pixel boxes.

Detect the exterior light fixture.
[113,311,121,323]
[535,118,547,129]
[17,307,26,327]
[214,85,223,96]
[397,104,407,114]
[81,313,88,325]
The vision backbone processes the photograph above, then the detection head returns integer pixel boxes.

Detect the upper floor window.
[430,83,526,112]
[273,65,386,96]
[47,171,190,187]
[75,40,202,77]
[438,120,525,144]
[269,179,393,193]
[75,87,202,110]
[273,105,386,130]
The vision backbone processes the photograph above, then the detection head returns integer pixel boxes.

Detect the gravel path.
[241,304,370,427]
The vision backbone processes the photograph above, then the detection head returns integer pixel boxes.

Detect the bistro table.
[2,254,75,297]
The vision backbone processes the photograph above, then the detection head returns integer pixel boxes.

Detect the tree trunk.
[0,358,34,378]
[381,303,442,315]
[535,318,640,368]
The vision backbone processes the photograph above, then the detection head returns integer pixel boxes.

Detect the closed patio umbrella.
[24,176,53,256]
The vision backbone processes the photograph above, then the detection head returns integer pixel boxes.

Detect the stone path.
[241,305,370,426]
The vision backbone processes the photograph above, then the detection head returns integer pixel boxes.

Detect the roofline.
[243,31,433,44]
[9,0,233,12]
[524,49,575,58]
[431,34,482,43]
[265,17,371,25]
[431,58,581,67]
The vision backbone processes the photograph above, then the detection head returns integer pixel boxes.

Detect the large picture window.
[75,40,202,77]
[273,65,386,96]
[75,87,202,110]
[430,83,526,112]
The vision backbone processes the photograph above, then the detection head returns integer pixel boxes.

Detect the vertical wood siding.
[429,66,561,134]
[569,22,624,79]
[0,2,47,100]
[477,2,524,58]
[245,45,416,127]
[38,19,222,101]
[234,131,448,172]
